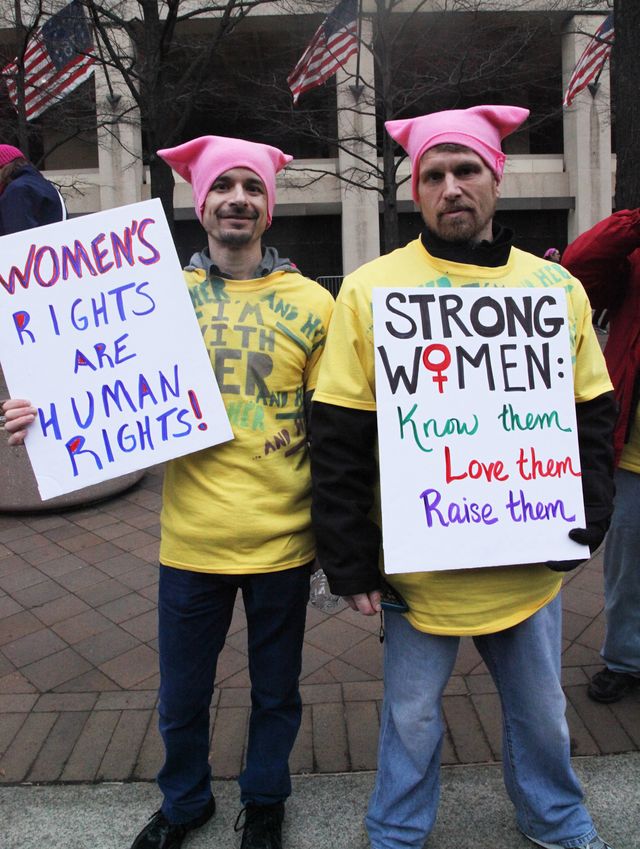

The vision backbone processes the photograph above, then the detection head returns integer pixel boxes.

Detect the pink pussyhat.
[385,105,530,203]
[0,144,25,167]
[157,136,293,225]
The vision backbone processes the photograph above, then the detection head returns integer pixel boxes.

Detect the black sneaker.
[130,796,216,849]
[235,802,284,849]
[588,667,640,703]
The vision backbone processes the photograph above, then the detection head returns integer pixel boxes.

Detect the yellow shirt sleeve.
[314,279,377,410]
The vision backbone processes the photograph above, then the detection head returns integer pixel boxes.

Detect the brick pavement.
[0,466,638,785]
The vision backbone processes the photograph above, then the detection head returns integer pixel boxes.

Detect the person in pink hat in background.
[544,247,562,263]
[310,106,616,849]
[4,135,333,849]
[0,143,67,235]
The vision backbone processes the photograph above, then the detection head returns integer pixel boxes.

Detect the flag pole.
[587,66,604,98]
[93,30,120,106]
[349,0,364,102]
[587,30,613,98]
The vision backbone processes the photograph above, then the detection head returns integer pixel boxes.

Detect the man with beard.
[310,106,616,849]
[3,135,333,849]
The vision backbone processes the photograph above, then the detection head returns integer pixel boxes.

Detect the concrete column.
[95,32,144,211]
[562,15,612,242]
[335,15,380,275]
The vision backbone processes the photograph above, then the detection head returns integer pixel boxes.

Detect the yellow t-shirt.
[314,238,613,635]
[160,268,334,573]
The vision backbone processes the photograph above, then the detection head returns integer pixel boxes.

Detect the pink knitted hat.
[0,144,25,167]
[385,105,529,203]
[157,136,293,225]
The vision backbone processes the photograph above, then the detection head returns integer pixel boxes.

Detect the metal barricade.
[316,275,344,298]
[592,308,609,353]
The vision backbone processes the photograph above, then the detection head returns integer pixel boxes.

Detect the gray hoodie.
[185,246,299,278]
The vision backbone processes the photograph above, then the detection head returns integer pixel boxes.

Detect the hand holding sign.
[1,398,37,445]
[0,199,233,499]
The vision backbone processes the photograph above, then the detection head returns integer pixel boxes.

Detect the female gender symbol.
[422,344,452,394]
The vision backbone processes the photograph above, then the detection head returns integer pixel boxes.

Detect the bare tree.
[0,0,102,170]
[83,0,281,226]
[1,0,279,223]
[237,0,568,252]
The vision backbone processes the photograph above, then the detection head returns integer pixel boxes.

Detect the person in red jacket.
[563,209,640,703]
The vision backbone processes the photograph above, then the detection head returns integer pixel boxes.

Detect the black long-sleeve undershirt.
[311,402,381,596]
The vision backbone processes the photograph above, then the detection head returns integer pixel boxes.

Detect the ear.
[493,175,502,199]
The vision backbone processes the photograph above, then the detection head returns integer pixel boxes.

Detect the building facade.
[1,1,614,278]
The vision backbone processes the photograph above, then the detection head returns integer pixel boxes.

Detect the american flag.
[563,14,614,108]
[288,0,358,104]
[2,0,96,122]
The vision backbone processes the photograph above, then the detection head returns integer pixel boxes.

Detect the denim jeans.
[601,468,640,676]
[366,596,598,849]
[157,563,310,824]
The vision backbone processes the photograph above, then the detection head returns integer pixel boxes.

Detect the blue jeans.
[601,468,640,675]
[366,596,598,849]
[157,563,310,824]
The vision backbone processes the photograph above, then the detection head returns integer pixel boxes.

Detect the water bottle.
[309,568,343,612]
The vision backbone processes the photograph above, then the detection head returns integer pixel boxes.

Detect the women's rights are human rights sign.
[373,287,589,573]
[0,199,233,500]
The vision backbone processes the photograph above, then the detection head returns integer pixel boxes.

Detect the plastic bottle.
[309,568,343,612]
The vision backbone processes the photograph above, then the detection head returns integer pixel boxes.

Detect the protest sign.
[373,286,588,572]
[0,198,233,499]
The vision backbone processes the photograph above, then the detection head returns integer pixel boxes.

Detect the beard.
[435,208,492,244]
[215,213,259,246]
[217,227,254,246]
[438,220,478,244]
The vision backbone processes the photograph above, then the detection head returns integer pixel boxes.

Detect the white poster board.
[0,198,233,499]
[373,287,588,572]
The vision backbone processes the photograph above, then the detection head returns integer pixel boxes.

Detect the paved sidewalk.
[0,465,639,786]
[3,755,640,849]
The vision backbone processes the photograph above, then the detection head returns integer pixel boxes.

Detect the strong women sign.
[373,287,588,572]
[0,198,233,499]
